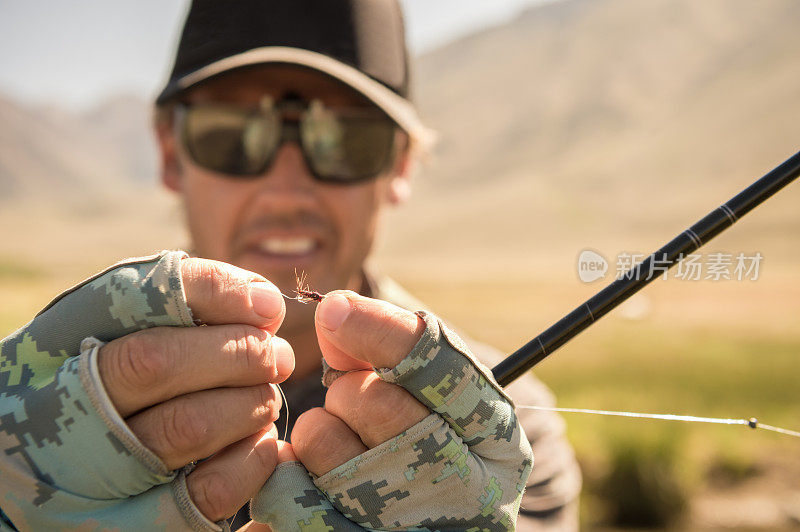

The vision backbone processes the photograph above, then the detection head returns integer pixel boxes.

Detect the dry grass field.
[2,0,800,528]
[2,196,798,528]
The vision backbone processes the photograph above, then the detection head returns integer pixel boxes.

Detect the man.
[0,1,580,530]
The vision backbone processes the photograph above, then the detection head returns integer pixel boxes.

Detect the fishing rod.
[492,149,800,387]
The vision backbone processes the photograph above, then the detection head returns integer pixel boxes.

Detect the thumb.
[314,291,425,371]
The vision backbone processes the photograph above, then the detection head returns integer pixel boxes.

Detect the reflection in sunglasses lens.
[183,102,395,181]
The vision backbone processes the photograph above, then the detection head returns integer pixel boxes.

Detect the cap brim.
[157,46,436,149]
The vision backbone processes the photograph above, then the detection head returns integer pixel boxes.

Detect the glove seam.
[380,311,514,404]
[273,460,305,474]
[163,251,195,327]
[314,413,442,489]
[171,469,229,532]
[36,250,177,317]
[435,313,514,404]
[251,461,367,531]
[375,310,438,380]
[78,337,172,477]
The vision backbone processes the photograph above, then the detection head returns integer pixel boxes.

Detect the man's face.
[158,65,410,333]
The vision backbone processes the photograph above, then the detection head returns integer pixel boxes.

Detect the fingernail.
[317,293,351,331]
[249,282,283,319]
[271,337,295,379]
[258,425,278,442]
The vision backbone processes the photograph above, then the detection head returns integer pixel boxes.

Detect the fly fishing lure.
[496,150,800,439]
[281,268,323,303]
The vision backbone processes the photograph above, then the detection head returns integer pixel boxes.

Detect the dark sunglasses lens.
[301,108,395,182]
[182,106,279,176]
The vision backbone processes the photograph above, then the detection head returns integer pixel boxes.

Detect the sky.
[0,0,552,110]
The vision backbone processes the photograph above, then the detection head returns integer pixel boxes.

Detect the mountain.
[2,0,800,274]
[80,95,158,184]
[379,0,800,270]
[415,0,800,187]
[0,93,155,200]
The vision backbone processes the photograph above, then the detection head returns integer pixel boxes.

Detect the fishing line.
[516,405,800,438]
[279,270,800,440]
[271,270,325,446]
[234,384,290,526]
[273,383,290,441]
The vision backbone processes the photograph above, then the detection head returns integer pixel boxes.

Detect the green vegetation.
[2,270,798,527]
[538,326,800,527]
[401,276,800,528]
[597,432,688,527]
[0,257,42,280]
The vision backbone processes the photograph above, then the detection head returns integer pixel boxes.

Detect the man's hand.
[292,291,429,474]
[97,257,294,521]
[252,291,533,531]
[0,251,296,530]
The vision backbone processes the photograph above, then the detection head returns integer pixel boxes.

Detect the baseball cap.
[157,0,434,147]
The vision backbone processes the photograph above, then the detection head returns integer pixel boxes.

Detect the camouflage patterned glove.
[0,251,227,531]
[252,311,533,531]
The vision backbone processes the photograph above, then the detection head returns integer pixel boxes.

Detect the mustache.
[241,210,331,234]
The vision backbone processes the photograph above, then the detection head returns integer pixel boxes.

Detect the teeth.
[259,238,315,255]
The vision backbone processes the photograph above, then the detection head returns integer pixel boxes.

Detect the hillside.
[0,93,154,200]
[1,0,799,276]
[380,0,800,274]
[417,0,800,188]
[3,3,800,527]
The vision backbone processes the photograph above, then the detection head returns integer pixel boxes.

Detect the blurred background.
[2,0,799,528]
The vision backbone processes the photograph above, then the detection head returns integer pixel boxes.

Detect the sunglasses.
[176,97,398,183]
